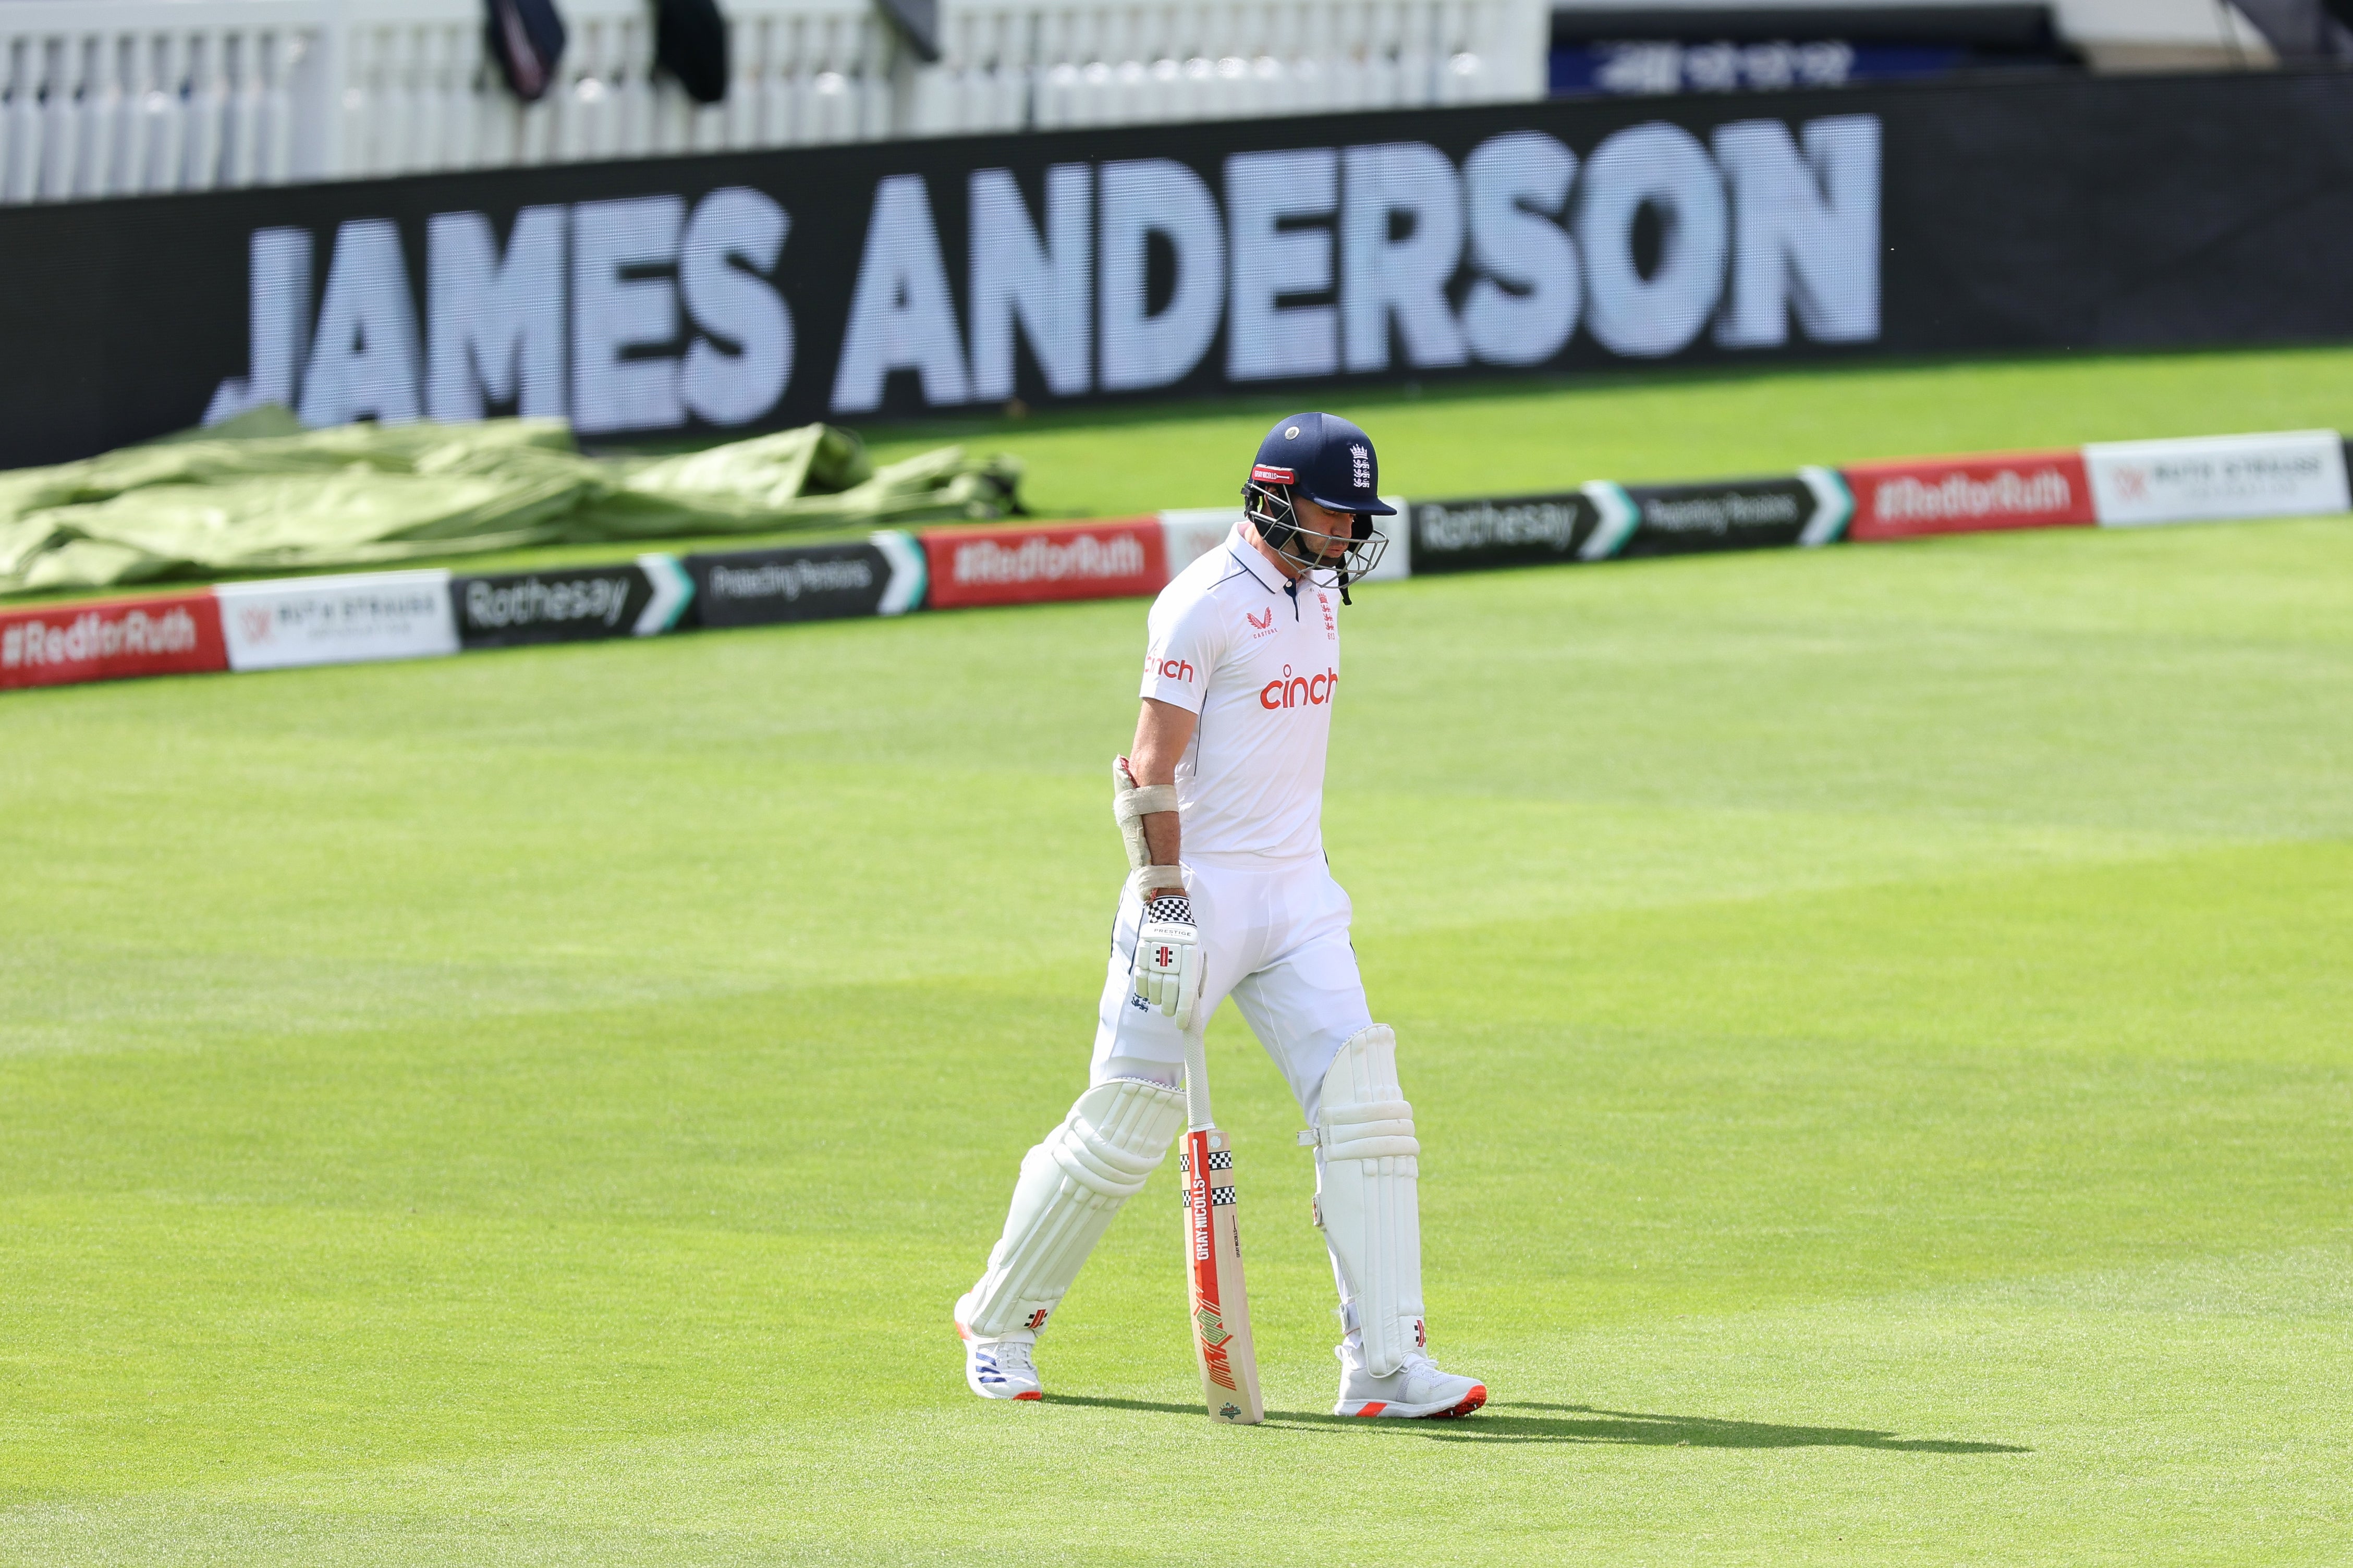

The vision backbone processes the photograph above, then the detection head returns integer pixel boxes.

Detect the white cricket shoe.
[954,1291,1042,1401]
[1334,1350,1487,1419]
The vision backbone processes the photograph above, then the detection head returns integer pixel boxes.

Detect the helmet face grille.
[1242,480,1387,587]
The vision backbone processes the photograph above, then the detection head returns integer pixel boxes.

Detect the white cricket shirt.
[1138,527,1343,864]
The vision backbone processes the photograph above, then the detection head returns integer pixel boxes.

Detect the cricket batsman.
[953,412,1488,1420]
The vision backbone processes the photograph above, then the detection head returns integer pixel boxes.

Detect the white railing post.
[42,35,80,201]
[227,29,261,187]
[289,0,346,184]
[1,38,36,202]
[85,32,123,199]
[186,28,223,188]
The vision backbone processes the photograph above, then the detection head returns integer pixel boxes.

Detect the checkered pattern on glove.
[1133,896,1201,1032]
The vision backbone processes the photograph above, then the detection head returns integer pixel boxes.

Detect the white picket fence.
[920,0,1537,134]
[0,0,1543,204]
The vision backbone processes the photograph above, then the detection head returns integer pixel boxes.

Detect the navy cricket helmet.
[1241,412,1395,600]
[1248,412,1397,517]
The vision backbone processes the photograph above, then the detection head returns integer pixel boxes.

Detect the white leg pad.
[1313,1024,1425,1378]
[963,1078,1187,1339]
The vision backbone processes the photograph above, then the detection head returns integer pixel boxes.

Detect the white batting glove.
[1133,892,1202,1032]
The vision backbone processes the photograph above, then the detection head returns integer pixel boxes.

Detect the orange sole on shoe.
[1434,1385,1488,1418]
[1347,1383,1488,1420]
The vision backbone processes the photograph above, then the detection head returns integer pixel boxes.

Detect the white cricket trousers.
[1090,853,1373,1124]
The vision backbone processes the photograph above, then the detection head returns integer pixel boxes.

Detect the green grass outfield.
[4,356,2351,1564]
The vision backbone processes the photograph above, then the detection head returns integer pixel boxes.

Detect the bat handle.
[1181,1031,1213,1132]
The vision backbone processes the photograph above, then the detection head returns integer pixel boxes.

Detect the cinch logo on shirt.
[1260,664,1339,709]
[1149,654,1197,683]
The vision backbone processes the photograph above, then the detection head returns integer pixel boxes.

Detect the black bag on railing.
[655,0,731,104]
[875,0,940,64]
[486,0,568,102]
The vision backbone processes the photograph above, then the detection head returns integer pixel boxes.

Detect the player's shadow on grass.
[1041,1395,2026,1452]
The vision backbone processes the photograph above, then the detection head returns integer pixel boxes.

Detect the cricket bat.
[1179,1038,1264,1425]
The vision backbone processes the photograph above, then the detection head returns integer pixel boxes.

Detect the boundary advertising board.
[450,558,692,647]
[6,424,2347,697]
[1411,471,1848,570]
[1845,450,2093,540]
[921,519,1165,609]
[0,592,226,690]
[2083,431,2351,527]
[215,570,460,671]
[10,72,2353,467]
[687,535,925,626]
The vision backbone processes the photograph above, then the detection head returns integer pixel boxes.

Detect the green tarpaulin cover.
[0,410,1020,596]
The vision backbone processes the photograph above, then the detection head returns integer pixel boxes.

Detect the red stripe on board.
[920,519,1167,609]
[1,590,227,691]
[1844,450,2094,541]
